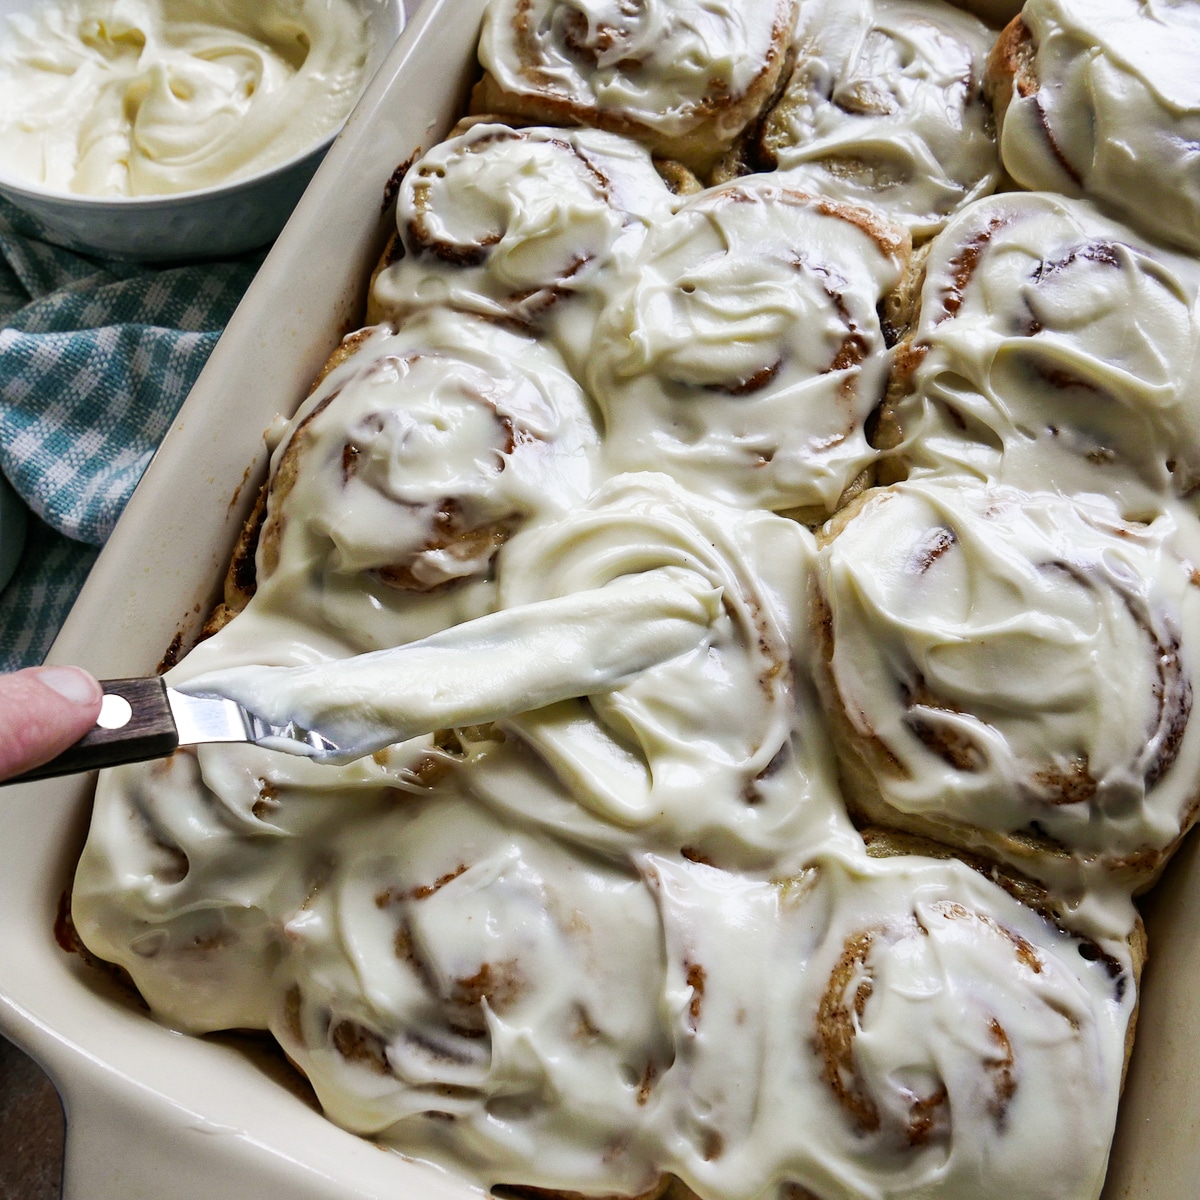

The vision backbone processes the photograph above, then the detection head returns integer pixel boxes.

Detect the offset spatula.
[10,568,722,786]
[8,677,344,785]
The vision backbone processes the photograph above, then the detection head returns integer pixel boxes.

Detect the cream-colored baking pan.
[0,0,1193,1196]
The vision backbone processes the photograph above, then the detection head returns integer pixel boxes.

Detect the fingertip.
[33,665,104,711]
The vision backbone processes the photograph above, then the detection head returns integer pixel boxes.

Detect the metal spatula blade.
[166,687,343,757]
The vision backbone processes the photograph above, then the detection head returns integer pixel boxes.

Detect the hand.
[0,667,104,782]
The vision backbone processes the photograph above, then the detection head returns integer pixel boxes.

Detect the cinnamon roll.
[586,181,910,517]
[881,191,1200,506]
[789,851,1138,1200]
[815,477,1200,888]
[369,122,677,329]
[470,0,800,172]
[70,734,457,1034]
[230,309,600,654]
[460,473,855,874]
[756,0,1001,240]
[987,0,1200,255]
[268,792,675,1197]
[633,850,1138,1200]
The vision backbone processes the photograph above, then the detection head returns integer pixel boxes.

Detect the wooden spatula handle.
[6,677,180,785]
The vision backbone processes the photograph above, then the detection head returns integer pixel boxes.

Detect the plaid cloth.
[0,198,264,670]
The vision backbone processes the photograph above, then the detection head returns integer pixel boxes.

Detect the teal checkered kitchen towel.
[0,198,263,670]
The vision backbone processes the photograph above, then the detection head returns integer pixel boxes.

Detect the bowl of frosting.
[0,0,404,260]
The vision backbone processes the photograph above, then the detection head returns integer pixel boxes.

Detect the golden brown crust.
[869,240,933,462]
[779,468,876,531]
[879,240,931,352]
[653,158,704,196]
[985,17,1037,141]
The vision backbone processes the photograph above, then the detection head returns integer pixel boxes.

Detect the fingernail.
[36,666,103,707]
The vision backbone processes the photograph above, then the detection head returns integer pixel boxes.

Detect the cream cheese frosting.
[182,567,723,762]
[0,0,368,196]
[997,0,1200,254]
[72,788,1138,1200]
[643,850,1134,1200]
[64,2,1190,1194]
[371,122,677,328]
[818,477,1200,876]
[889,192,1200,510]
[476,0,796,146]
[586,180,909,515]
[460,473,856,873]
[761,0,1000,239]
[224,310,602,655]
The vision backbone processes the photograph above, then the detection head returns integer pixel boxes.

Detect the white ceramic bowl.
[0,0,405,261]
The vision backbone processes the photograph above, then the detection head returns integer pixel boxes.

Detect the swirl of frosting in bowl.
[885,192,1200,506]
[470,0,799,171]
[370,122,676,328]
[586,181,909,517]
[234,310,600,654]
[268,791,675,1197]
[759,0,1000,239]
[458,473,854,873]
[0,0,368,196]
[988,0,1200,255]
[815,478,1200,885]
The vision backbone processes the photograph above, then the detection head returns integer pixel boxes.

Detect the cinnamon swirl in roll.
[755,0,1001,240]
[987,0,1200,254]
[220,309,600,655]
[586,180,910,518]
[368,121,677,329]
[880,191,1200,506]
[469,0,800,172]
[815,477,1200,889]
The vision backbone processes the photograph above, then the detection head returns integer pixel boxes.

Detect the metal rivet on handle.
[97,694,134,731]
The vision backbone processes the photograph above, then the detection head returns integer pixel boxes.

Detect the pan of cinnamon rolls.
[68,0,1200,1198]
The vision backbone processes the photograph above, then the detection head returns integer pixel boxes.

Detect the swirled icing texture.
[762,0,1000,238]
[183,567,724,763]
[0,0,367,196]
[230,310,601,655]
[998,0,1200,254]
[370,122,677,328]
[818,478,1200,869]
[73,789,1137,1200]
[643,851,1133,1200]
[586,180,909,515]
[459,473,856,873]
[890,192,1200,507]
[476,0,795,147]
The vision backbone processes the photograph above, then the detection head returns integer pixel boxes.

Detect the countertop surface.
[0,1034,63,1200]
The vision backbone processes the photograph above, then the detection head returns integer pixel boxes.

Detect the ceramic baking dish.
[0,0,1195,1196]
